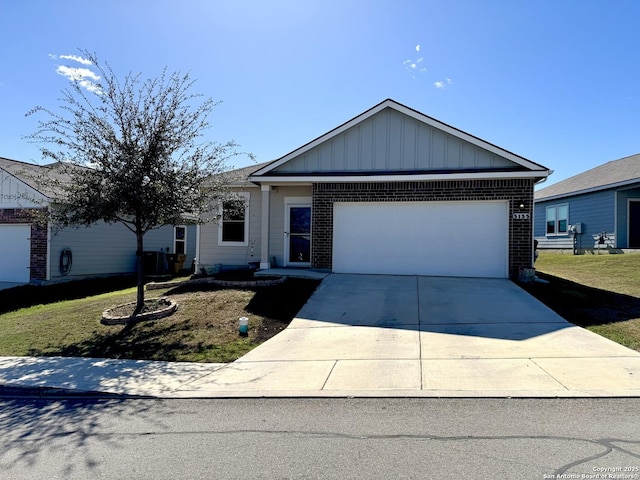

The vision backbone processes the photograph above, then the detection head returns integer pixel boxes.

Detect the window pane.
[223,200,245,221]
[175,241,185,254]
[289,235,311,262]
[546,221,556,234]
[222,222,245,242]
[175,227,185,241]
[557,204,568,234]
[546,206,556,234]
[290,207,311,234]
[557,204,568,220]
[558,219,568,233]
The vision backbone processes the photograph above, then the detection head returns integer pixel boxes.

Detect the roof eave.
[250,170,549,184]
[534,177,640,202]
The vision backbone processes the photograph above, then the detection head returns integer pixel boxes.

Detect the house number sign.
[512,213,530,220]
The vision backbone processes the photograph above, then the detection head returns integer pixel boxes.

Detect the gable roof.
[250,99,549,183]
[535,153,640,202]
[0,156,69,199]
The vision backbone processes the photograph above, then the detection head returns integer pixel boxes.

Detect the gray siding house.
[534,153,640,251]
[0,157,196,283]
[197,99,550,279]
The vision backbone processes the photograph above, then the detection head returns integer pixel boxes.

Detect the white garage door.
[333,201,508,278]
[0,225,31,282]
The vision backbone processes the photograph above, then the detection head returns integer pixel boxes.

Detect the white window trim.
[545,203,569,236]
[218,192,250,246]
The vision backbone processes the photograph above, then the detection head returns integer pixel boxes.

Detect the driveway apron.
[182,274,640,397]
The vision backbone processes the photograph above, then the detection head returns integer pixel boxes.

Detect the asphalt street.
[1,397,639,479]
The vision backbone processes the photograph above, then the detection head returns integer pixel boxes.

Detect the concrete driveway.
[182,274,640,397]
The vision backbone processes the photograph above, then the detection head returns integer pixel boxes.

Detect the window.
[219,192,249,245]
[174,226,186,254]
[546,203,569,235]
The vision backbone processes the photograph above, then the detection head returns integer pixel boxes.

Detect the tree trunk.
[135,231,145,315]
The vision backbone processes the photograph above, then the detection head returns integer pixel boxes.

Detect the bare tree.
[27,50,247,315]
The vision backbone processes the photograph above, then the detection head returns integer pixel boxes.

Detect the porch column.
[260,184,271,270]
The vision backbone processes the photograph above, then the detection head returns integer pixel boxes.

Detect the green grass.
[522,252,640,351]
[535,252,640,297]
[0,278,319,363]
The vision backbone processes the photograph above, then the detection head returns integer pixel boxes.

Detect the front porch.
[254,268,329,280]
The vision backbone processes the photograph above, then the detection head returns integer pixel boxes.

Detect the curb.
[0,384,154,399]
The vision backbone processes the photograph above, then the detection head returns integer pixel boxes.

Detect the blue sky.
[1,0,639,187]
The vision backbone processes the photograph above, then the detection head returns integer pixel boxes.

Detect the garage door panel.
[333,202,508,278]
[0,225,31,282]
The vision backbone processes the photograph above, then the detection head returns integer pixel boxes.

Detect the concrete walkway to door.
[181,274,640,397]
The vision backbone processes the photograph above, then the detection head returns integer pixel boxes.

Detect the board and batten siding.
[0,169,45,208]
[534,189,615,249]
[272,108,516,174]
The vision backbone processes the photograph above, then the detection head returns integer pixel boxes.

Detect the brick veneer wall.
[0,208,48,281]
[312,179,535,279]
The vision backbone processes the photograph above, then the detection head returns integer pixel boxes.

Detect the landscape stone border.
[101,297,178,325]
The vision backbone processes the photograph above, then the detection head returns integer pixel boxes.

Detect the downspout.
[195,223,201,275]
[614,192,618,248]
[46,222,51,281]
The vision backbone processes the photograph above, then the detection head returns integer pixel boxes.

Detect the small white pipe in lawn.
[239,317,249,336]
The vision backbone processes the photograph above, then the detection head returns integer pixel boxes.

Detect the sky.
[1,0,639,188]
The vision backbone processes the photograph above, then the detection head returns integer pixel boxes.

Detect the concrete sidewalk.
[1,274,640,398]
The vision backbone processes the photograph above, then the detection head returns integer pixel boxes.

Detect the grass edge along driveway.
[522,252,640,352]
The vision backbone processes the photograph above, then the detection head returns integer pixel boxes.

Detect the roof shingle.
[535,153,640,200]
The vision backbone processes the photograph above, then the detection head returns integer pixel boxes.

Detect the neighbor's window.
[219,193,249,245]
[546,203,568,235]
[174,226,186,254]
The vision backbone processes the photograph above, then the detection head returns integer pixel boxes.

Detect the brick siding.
[0,208,48,281]
[311,179,534,279]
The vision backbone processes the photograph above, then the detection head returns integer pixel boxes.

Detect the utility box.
[143,251,167,275]
[569,223,582,234]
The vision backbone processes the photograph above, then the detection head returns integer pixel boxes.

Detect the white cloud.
[434,78,453,89]
[59,54,93,65]
[416,44,421,52]
[404,56,425,75]
[55,65,101,93]
[56,65,100,82]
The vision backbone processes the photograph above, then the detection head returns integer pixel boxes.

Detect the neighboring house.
[197,99,550,279]
[0,157,196,283]
[534,153,640,251]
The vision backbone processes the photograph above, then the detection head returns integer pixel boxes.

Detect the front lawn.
[522,252,640,351]
[0,277,319,363]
